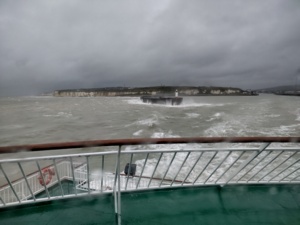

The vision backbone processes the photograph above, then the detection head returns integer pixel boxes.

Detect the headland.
[53,86,258,97]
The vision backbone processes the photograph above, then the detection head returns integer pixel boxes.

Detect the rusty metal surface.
[0,137,299,154]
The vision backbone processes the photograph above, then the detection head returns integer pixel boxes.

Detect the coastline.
[53,86,258,97]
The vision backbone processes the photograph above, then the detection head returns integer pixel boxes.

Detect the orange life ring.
[38,167,55,186]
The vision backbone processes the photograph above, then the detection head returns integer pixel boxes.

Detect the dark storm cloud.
[0,0,300,96]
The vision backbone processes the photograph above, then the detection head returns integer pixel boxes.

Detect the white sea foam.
[136,117,159,127]
[205,113,300,137]
[133,141,277,183]
[277,124,300,135]
[213,112,223,117]
[125,98,144,105]
[264,114,280,118]
[125,98,179,107]
[185,113,200,118]
[125,98,229,108]
[133,144,238,182]
[130,131,209,181]
[133,129,143,136]
[43,114,56,117]
[43,112,73,118]
[151,131,180,138]
[126,113,167,128]
[206,112,224,122]
[181,103,226,108]
[296,108,300,121]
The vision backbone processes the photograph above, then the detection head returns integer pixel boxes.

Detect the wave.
[134,116,159,128]
[43,112,73,118]
[133,129,143,136]
[296,108,300,121]
[185,113,200,118]
[204,117,300,137]
[180,103,227,108]
[264,114,280,118]
[131,134,248,182]
[125,98,230,108]
[126,113,169,128]
[151,131,180,138]
[206,112,224,122]
[0,124,25,130]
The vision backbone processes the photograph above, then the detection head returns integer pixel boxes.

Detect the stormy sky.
[1,0,300,96]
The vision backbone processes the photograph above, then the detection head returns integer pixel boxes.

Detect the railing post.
[114,145,122,225]
[125,154,134,190]
[117,145,122,225]
[69,158,77,196]
[86,157,90,194]
[101,155,104,192]
[53,159,64,197]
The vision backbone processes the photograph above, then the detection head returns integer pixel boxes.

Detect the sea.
[0,94,299,147]
[0,94,299,185]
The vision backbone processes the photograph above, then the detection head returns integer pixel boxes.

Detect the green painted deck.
[1,184,300,225]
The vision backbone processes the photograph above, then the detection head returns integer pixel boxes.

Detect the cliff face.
[53,86,253,97]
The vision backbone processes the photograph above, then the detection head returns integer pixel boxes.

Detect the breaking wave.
[125,98,231,108]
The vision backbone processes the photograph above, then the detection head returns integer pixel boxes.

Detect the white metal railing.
[0,137,299,225]
[0,160,84,206]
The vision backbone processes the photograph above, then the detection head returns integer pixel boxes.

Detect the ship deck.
[0,182,299,225]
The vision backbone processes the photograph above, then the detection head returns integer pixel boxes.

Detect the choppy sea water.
[0,94,299,185]
[0,94,299,147]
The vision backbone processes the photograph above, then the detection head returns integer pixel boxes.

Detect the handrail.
[0,137,299,153]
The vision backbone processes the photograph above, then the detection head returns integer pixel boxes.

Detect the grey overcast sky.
[1,0,300,96]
